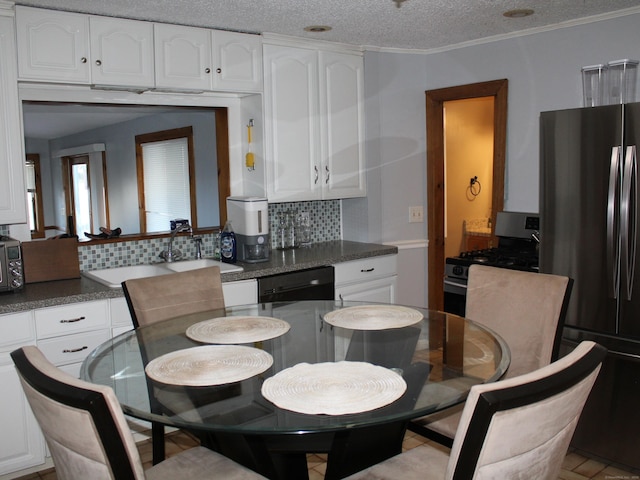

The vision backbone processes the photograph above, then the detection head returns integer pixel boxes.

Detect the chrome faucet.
[159,222,191,262]
[192,235,203,259]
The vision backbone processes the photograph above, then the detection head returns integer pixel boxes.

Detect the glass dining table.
[81,300,509,480]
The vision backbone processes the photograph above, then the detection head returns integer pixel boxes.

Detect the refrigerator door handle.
[621,145,638,301]
[607,146,622,298]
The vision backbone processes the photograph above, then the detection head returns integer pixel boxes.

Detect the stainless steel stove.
[444,211,539,315]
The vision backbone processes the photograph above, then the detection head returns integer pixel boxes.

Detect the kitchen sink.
[82,259,243,288]
[164,258,243,273]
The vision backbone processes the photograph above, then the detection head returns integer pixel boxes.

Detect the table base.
[193,421,408,480]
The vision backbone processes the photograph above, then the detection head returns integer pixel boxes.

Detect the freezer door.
[540,105,623,333]
[561,328,640,470]
[619,102,640,338]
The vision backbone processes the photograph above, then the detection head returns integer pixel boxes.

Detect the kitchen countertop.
[0,240,397,314]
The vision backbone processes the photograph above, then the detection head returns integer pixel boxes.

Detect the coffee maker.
[226,196,270,263]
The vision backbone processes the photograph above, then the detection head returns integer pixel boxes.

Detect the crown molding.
[364,6,640,55]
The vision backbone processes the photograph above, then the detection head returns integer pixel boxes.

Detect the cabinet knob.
[216,68,222,74]
[205,67,211,74]
[80,57,87,64]
[95,59,102,66]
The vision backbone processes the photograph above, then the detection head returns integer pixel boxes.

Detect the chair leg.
[151,422,165,465]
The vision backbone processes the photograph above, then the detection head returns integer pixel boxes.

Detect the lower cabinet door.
[335,276,397,304]
[0,355,45,475]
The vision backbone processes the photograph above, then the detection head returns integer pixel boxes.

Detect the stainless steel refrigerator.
[540,102,640,470]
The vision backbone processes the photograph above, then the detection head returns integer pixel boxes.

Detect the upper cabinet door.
[0,15,27,224]
[212,31,262,92]
[264,45,321,202]
[16,6,91,83]
[154,23,212,91]
[89,16,154,88]
[319,51,366,199]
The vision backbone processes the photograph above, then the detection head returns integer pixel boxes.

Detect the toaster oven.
[0,236,23,292]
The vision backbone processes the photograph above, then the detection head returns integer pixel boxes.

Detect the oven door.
[444,277,467,316]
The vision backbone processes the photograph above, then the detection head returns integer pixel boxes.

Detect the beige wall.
[444,96,494,258]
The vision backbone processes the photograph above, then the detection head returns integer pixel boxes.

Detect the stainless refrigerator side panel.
[619,102,640,339]
[561,328,640,470]
[539,105,623,334]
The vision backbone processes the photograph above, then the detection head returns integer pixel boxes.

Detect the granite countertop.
[0,240,397,314]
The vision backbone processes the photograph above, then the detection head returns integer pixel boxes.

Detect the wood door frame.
[426,79,508,310]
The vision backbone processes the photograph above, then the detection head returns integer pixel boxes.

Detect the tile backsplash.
[2,200,342,271]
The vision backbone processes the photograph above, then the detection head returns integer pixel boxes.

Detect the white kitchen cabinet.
[334,255,398,303]
[212,30,262,92]
[154,23,211,91]
[0,311,45,475]
[16,7,154,89]
[264,44,319,201]
[34,300,110,374]
[223,279,258,306]
[264,44,365,202]
[0,12,27,224]
[16,6,90,83]
[89,16,155,88]
[319,51,366,199]
[155,23,262,93]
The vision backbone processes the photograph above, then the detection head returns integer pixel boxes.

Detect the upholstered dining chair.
[122,265,225,328]
[10,346,266,480]
[122,265,226,463]
[409,264,572,446]
[346,340,605,480]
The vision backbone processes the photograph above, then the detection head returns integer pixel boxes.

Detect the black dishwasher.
[258,266,334,302]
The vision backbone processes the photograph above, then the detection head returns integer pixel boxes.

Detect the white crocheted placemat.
[186,316,291,344]
[323,305,423,330]
[145,345,273,386]
[261,361,407,415]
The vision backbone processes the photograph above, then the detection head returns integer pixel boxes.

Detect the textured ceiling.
[15,0,640,51]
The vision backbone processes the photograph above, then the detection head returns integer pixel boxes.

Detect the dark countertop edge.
[0,241,398,315]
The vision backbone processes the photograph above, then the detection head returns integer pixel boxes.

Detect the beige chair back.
[122,265,225,328]
[465,264,571,378]
[11,346,146,479]
[447,341,604,479]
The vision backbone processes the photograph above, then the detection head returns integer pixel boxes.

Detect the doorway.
[426,79,507,311]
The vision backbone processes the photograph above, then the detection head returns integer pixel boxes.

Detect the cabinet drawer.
[37,329,109,366]
[0,311,35,351]
[35,300,109,338]
[333,255,397,286]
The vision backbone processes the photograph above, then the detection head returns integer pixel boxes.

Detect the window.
[135,127,196,233]
[62,155,93,239]
[25,154,45,238]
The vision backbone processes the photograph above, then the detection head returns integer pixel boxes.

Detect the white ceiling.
[15,0,640,52]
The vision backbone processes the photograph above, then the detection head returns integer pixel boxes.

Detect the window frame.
[26,153,45,239]
[135,126,197,234]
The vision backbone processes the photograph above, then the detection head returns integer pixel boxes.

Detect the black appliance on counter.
[444,211,540,316]
[540,103,640,470]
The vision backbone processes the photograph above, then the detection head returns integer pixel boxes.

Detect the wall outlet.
[409,206,424,223]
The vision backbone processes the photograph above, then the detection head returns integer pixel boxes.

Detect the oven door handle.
[444,279,467,290]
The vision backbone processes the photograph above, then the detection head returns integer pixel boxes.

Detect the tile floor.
[12,429,640,480]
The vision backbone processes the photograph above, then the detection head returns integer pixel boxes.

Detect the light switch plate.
[409,206,424,223]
